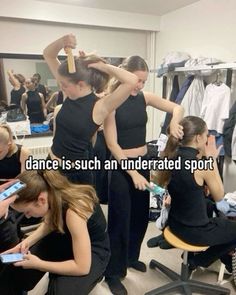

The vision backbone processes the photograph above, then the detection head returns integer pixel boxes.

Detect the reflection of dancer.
[104,55,184,294]
[43,34,138,185]
[7,70,25,107]
[33,73,47,102]
[46,90,66,113]
[0,170,110,295]
[21,77,46,123]
[156,116,236,273]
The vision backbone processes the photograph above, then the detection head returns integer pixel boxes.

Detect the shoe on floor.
[147,234,164,248]
[105,277,128,295]
[128,260,147,272]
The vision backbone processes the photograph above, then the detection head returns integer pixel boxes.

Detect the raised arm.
[200,135,224,202]
[104,112,149,190]
[90,63,138,124]
[43,34,76,81]
[7,70,21,89]
[144,91,184,139]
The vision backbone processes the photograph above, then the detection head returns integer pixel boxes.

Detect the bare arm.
[21,93,27,115]
[202,135,224,201]
[90,63,138,124]
[52,104,62,137]
[46,91,58,112]
[7,70,21,89]
[144,91,184,139]
[15,209,92,276]
[104,112,149,190]
[20,147,31,172]
[39,93,47,118]
[43,34,76,81]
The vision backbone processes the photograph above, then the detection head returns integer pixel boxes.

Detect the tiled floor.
[29,206,236,295]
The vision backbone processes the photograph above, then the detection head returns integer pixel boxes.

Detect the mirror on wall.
[0,53,64,104]
[0,53,124,137]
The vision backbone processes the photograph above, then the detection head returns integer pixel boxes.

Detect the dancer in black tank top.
[156,116,236,273]
[103,56,184,294]
[43,34,138,185]
[0,170,110,295]
[0,124,30,252]
[21,77,46,123]
[7,70,25,107]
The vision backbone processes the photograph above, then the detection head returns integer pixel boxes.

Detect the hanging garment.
[223,100,236,158]
[200,83,231,134]
[232,125,236,161]
[181,76,205,117]
[161,75,179,134]
[175,75,194,104]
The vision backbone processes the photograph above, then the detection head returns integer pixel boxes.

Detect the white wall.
[0,0,160,31]
[156,0,236,192]
[0,18,148,57]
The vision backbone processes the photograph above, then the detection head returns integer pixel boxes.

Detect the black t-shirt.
[0,145,22,179]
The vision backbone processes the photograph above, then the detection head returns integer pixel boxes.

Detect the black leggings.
[105,161,150,278]
[169,217,236,268]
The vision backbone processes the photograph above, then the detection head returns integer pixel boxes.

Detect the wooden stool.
[145,226,230,295]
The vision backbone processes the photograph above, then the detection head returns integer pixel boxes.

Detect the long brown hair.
[15,170,98,233]
[58,54,110,94]
[155,116,207,187]
[109,55,149,93]
[0,124,17,157]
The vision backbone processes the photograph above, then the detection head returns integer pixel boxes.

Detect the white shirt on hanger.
[200,83,231,133]
[180,76,205,117]
[232,124,236,161]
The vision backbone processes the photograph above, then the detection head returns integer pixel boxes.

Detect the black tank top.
[52,93,99,161]
[115,91,147,149]
[0,145,22,178]
[168,147,209,226]
[57,91,64,105]
[26,90,45,123]
[10,86,25,107]
[63,203,109,255]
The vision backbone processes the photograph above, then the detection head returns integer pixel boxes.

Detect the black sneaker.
[147,234,164,248]
[128,260,147,272]
[105,277,128,295]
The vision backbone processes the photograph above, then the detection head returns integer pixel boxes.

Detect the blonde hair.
[0,124,17,157]
[15,170,98,233]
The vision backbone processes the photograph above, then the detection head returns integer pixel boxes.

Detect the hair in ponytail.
[16,170,98,233]
[154,116,207,187]
[109,55,148,93]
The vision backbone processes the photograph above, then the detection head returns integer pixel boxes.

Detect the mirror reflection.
[0,54,123,137]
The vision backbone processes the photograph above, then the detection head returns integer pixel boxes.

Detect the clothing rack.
[150,62,236,74]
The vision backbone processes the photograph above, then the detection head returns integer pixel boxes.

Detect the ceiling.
[35,0,200,16]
